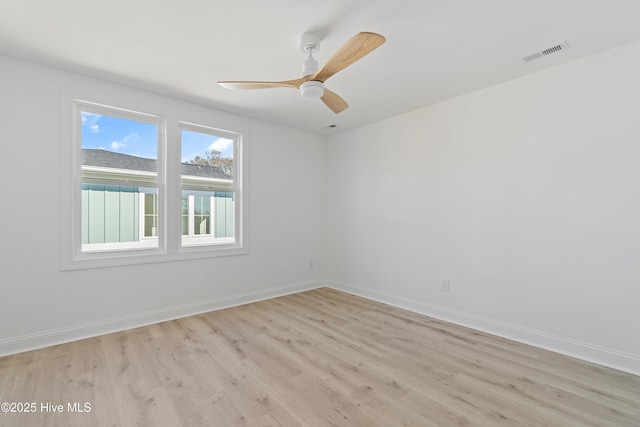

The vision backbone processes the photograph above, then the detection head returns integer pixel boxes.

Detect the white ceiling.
[2,0,640,135]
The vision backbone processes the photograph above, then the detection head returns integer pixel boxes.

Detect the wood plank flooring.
[1,287,639,426]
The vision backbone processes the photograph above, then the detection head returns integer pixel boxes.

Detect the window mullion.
[162,120,179,254]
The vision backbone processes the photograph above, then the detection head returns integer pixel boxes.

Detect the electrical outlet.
[442,280,450,292]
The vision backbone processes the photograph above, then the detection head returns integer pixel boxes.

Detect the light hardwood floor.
[1,287,639,426]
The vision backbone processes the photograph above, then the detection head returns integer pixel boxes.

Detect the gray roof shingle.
[82,149,231,179]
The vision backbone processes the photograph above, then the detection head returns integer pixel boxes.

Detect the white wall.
[0,55,326,354]
[325,41,640,375]
[2,39,640,376]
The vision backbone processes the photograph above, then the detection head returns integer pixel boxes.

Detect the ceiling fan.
[218,32,386,114]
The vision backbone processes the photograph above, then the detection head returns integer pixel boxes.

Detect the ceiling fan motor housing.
[300,32,321,76]
[302,55,319,76]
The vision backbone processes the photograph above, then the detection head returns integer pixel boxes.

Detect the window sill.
[60,244,248,271]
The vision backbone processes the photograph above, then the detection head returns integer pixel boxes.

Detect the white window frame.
[179,122,242,251]
[73,100,165,259]
[59,92,248,271]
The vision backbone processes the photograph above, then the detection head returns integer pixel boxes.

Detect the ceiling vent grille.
[522,41,569,63]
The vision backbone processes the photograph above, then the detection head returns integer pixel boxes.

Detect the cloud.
[90,124,100,133]
[81,112,102,127]
[208,137,233,152]
[123,132,140,144]
[107,133,139,152]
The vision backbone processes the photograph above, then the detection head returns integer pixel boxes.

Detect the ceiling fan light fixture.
[300,80,324,99]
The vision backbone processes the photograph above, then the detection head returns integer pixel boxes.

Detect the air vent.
[522,41,569,63]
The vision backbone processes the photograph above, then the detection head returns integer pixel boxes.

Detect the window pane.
[181,129,233,178]
[80,110,158,252]
[81,112,158,174]
[181,128,235,246]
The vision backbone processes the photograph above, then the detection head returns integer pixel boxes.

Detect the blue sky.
[181,129,234,163]
[81,112,234,161]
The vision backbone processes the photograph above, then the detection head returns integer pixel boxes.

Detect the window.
[63,99,246,269]
[180,125,237,247]
[79,107,161,253]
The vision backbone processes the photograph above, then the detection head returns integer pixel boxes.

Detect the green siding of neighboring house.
[82,184,140,244]
[215,192,235,238]
[82,184,234,243]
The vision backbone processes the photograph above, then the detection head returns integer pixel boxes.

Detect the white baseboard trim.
[0,280,324,358]
[327,280,640,377]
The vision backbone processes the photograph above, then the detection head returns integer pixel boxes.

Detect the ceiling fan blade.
[218,78,305,90]
[312,32,386,83]
[321,88,349,114]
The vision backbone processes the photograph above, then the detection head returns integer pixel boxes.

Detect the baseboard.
[327,280,640,377]
[0,280,324,358]
[4,279,639,377]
